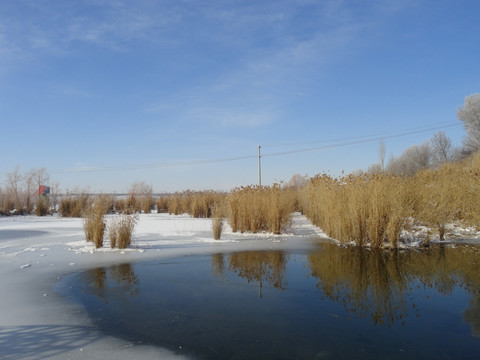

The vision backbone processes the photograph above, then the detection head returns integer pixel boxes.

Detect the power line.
[51,121,461,174]
[264,121,460,148]
[262,122,461,158]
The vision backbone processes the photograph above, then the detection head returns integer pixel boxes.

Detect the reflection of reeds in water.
[211,254,225,276]
[87,263,140,303]
[464,293,480,338]
[228,251,288,291]
[308,244,480,326]
[109,264,140,296]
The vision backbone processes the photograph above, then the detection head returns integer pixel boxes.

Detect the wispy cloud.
[140,0,415,128]
[1,0,417,128]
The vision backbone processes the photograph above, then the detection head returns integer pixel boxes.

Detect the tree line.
[368,94,480,176]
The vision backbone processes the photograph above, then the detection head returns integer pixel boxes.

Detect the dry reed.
[300,173,414,248]
[116,214,138,249]
[35,197,49,216]
[59,194,90,217]
[83,197,108,248]
[300,150,480,248]
[227,185,296,234]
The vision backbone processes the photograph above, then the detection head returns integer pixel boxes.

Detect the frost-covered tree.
[367,162,383,174]
[430,131,453,166]
[387,142,432,176]
[457,94,480,152]
[286,173,306,188]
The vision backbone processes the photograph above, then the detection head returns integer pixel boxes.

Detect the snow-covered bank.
[0,213,326,360]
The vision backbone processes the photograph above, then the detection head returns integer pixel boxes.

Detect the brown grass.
[299,150,480,248]
[212,204,226,240]
[83,197,108,248]
[300,173,415,248]
[108,219,118,249]
[59,194,90,217]
[160,191,226,218]
[116,214,138,249]
[414,152,480,239]
[35,196,49,216]
[227,185,296,234]
[156,196,169,213]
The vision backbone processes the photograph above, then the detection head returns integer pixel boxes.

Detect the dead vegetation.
[227,185,296,235]
[108,214,138,249]
[299,151,480,248]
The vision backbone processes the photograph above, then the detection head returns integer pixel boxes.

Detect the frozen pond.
[63,244,480,360]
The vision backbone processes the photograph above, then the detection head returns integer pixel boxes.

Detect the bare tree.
[128,181,154,213]
[431,131,453,166]
[6,166,23,211]
[0,185,5,211]
[24,169,37,213]
[387,142,432,176]
[286,174,306,188]
[367,163,383,174]
[457,94,480,153]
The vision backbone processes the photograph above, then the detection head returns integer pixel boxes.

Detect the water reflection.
[74,246,480,359]
[308,244,480,328]
[212,251,287,297]
[83,246,480,330]
[86,263,140,303]
[464,293,480,338]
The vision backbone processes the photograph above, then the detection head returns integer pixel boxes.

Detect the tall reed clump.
[59,194,90,217]
[156,196,170,213]
[35,196,49,216]
[163,191,227,218]
[300,173,414,248]
[414,152,480,239]
[227,185,296,234]
[83,196,109,248]
[212,204,225,240]
[108,219,118,248]
[108,215,138,249]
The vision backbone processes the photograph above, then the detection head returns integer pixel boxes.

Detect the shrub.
[212,217,224,240]
[83,197,107,248]
[60,194,90,217]
[156,196,169,213]
[116,215,138,249]
[108,219,118,249]
[35,196,49,216]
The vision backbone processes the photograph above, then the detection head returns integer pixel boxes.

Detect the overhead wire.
[51,121,462,174]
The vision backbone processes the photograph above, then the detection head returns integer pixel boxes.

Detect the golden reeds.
[300,173,414,248]
[299,151,480,248]
[227,185,296,234]
[116,214,138,249]
[59,194,90,217]
[83,197,108,248]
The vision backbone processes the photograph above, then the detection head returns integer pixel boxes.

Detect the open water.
[65,244,480,359]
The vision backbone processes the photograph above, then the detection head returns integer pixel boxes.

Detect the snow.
[0,212,327,360]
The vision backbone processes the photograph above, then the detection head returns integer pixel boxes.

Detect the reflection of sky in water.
[68,245,480,359]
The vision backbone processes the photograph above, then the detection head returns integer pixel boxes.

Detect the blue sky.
[1,0,478,192]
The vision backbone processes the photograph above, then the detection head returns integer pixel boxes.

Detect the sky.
[0,0,479,193]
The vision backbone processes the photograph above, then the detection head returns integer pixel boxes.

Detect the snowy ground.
[0,212,328,360]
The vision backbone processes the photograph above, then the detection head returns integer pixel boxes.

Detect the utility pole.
[258,145,262,187]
